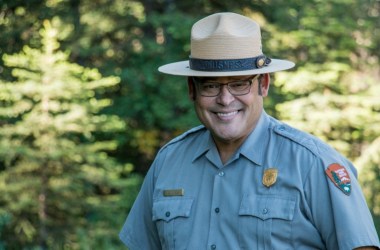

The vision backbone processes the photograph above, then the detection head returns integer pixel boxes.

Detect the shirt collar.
[192,129,213,162]
[238,110,270,166]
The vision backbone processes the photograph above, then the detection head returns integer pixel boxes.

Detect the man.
[120,12,380,249]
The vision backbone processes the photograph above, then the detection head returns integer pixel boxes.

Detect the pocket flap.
[239,194,296,221]
[153,198,193,222]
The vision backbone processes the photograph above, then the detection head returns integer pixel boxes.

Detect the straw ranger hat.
[158,12,295,77]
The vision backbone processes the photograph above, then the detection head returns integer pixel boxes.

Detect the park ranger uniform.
[119,110,380,250]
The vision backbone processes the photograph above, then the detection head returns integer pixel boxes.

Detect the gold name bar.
[163,189,184,197]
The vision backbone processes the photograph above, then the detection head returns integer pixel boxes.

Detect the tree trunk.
[38,166,48,249]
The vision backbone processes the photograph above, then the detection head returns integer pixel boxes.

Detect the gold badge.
[263,168,278,187]
[163,189,184,197]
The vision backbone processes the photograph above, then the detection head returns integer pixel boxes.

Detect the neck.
[213,136,246,165]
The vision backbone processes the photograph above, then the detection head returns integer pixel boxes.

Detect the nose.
[216,85,235,106]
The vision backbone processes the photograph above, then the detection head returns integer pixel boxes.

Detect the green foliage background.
[0,0,379,248]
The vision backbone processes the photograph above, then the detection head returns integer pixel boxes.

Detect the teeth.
[217,111,238,117]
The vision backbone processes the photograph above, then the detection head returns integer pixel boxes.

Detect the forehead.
[195,75,254,82]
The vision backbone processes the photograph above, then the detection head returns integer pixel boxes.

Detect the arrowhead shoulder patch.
[325,163,351,195]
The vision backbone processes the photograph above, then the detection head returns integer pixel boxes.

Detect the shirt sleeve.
[304,157,380,250]
[119,152,165,249]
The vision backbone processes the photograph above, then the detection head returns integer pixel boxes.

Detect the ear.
[259,73,270,97]
[187,77,196,101]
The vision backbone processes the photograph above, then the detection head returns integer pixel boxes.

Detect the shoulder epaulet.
[272,122,321,157]
[161,125,206,149]
[271,119,357,194]
[272,120,353,173]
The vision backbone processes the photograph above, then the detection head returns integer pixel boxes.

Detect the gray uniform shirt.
[120,111,380,250]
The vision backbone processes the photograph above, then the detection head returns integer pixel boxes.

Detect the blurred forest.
[0,0,379,249]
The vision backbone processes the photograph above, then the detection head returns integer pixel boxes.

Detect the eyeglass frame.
[192,74,261,97]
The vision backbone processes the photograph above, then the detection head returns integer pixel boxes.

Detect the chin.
[214,131,242,142]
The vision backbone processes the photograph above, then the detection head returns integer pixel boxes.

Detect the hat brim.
[158,59,295,77]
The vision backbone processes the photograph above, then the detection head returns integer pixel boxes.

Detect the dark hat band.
[189,55,271,72]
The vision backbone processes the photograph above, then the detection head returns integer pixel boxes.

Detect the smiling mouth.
[215,110,239,119]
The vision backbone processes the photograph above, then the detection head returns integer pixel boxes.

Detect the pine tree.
[0,19,134,248]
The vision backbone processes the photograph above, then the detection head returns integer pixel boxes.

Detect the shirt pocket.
[153,198,194,250]
[238,194,296,250]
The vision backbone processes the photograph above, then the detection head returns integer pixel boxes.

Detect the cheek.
[194,100,212,121]
[194,97,211,110]
[237,95,259,108]
[194,102,207,117]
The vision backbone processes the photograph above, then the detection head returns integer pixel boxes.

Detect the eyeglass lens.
[194,75,258,97]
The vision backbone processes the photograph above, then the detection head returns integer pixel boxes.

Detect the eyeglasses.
[192,75,260,97]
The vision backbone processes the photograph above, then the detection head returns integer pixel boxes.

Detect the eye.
[229,81,249,90]
[202,82,220,90]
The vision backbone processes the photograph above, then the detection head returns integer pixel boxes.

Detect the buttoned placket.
[207,167,226,250]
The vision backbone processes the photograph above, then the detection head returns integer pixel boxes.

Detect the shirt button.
[218,171,225,177]
[262,208,269,214]
[211,244,216,249]
[165,211,171,217]
[214,207,220,213]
